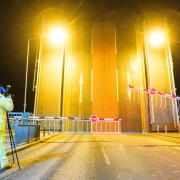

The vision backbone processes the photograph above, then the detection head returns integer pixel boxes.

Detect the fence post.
[118,119,121,134]
[81,120,83,133]
[27,123,30,143]
[110,121,112,133]
[48,123,50,135]
[53,120,55,134]
[43,126,46,137]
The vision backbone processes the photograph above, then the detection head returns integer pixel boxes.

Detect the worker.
[0,86,14,170]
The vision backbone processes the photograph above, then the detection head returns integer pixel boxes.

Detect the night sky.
[0,0,180,112]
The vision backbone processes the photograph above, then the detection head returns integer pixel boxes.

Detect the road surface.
[1,133,180,180]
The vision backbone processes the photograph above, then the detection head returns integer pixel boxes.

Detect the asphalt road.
[0,133,180,180]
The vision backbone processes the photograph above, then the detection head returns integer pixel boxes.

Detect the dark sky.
[0,0,180,112]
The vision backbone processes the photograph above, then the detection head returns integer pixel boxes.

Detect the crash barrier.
[127,84,180,131]
[8,112,40,145]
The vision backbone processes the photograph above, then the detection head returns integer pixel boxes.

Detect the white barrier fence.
[127,84,180,110]
[127,84,180,131]
[9,116,122,134]
[39,117,122,134]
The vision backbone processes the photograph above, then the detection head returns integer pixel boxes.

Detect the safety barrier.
[128,84,180,112]
[32,117,67,136]
[127,84,180,131]
[8,112,40,145]
[28,116,122,134]
[7,114,122,146]
[91,119,121,134]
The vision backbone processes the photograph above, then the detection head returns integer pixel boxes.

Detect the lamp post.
[33,38,42,115]
[144,29,167,130]
[23,39,30,113]
[32,27,68,116]
[144,28,179,130]
[137,27,167,132]
[24,26,68,116]
[24,38,41,113]
[24,38,39,113]
[60,46,66,116]
[48,27,68,116]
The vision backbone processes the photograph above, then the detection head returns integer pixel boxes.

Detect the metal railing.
[37,117,122,134]
[7,112,41,145]
[7,113,122,146]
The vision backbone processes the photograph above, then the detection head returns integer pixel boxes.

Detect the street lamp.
[23,39,30,113]
[136,28,168,132]
[48,27,68,45]
[32,26,69,116]
[145,29,167,129]
[24,26,69,115]
[24,38,39,113]
[48,26,68,116]
[148,29,166,47]
[143,27,179,131]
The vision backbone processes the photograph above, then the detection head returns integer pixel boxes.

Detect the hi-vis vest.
[0,94,14,121]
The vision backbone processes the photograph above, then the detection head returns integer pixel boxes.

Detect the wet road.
[1,133,180,180]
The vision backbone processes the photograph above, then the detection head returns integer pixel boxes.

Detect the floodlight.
[148,30,166,47]
[48,27,68,45]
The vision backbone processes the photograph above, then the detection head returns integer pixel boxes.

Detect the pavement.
[0,133,180,180]
[5,131,62,155]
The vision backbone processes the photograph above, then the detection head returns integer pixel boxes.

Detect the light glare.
[148,30,166,47]
[48,27,68,45]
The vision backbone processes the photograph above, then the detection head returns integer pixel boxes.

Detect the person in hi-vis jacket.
[0,86,14,170]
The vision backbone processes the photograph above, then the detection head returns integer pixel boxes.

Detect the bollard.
[165,125,167,133]
[157,125,160,133]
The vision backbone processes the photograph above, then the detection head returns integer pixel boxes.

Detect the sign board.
[90,115,98,122]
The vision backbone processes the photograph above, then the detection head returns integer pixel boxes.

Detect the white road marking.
[101,147,110,165]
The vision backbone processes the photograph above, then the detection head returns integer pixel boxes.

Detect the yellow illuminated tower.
[92,22,119,118]
[34,22,178,132]
[137,24,179,132]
